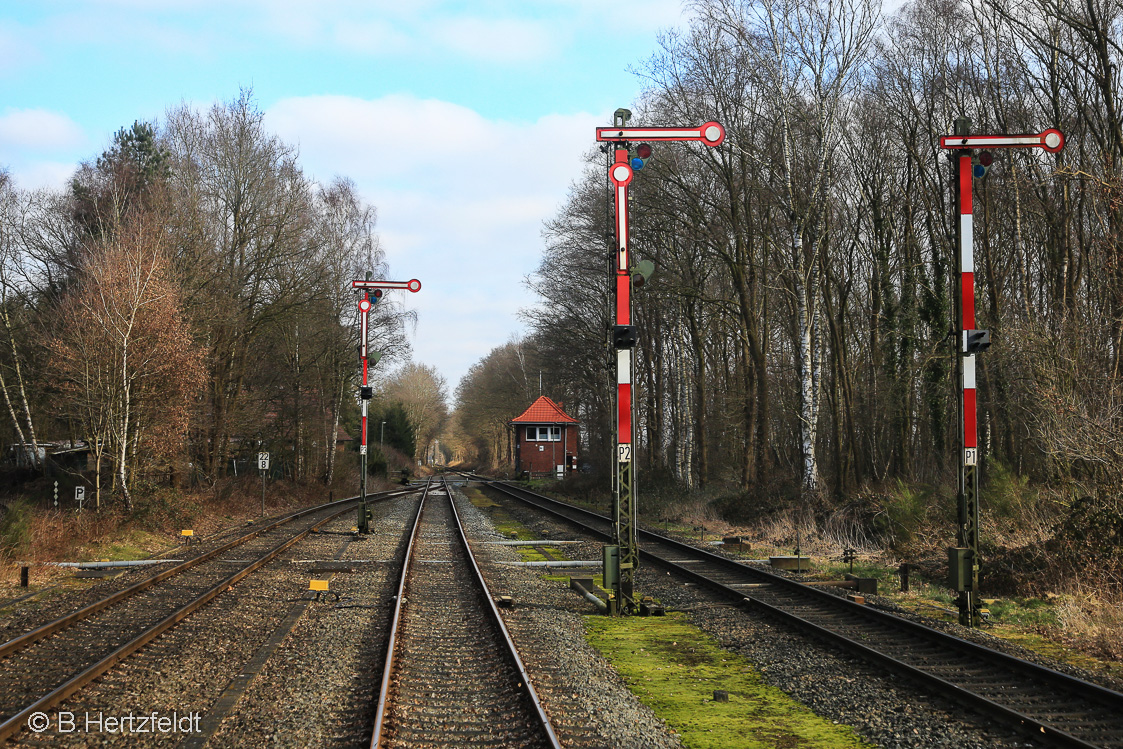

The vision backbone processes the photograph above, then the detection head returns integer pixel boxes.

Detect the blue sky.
[0,0,688,391]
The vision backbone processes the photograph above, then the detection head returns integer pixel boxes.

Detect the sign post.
[257,452,270,517]
[595,109,725,614]
[939,120,1064,627]
[75,486,86,513]
[350,276,422,534]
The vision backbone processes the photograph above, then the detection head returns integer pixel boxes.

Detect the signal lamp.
[360,386,373,400]
[973,151,992,179]
[631,142,653,171]
[631,259,655,289]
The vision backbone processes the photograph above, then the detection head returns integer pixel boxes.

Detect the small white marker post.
[257,452,270,517]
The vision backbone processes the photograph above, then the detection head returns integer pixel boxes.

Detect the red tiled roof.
[510,396,579,424]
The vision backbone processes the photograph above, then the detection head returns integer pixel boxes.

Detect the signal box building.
[511,396,579,478]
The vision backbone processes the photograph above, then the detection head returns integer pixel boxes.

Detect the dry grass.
[1054,584,1123,661]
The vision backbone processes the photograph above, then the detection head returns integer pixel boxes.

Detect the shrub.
[977,460,1061,552]
[1054,493,1123,584]
[872,480,936,550]
[0,500,33,557]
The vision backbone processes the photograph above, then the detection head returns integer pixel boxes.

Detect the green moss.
[464,487,500,509]
[585,613,872,748]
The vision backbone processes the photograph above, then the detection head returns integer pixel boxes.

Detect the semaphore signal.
[597,108,725,615]
[351,276,421,534]
[938,118,1064,628]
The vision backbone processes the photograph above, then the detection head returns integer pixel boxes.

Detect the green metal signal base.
[612,458,638,614]
[956,463,982,627]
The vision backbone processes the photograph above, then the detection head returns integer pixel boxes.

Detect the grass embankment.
[468,483,869,747]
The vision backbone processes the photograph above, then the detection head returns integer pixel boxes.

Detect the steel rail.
[444,477,562,749]
[0,494,393,743]
[370,476,433,748]
[478,477,1123,749]
[0,488,413,662]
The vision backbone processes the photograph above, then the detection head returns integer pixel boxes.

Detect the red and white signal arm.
[939,128,1064,153]
[596,121,726,147]
[351,279,422,292]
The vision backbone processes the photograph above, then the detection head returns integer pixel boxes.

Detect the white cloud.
[8,162,78,191]
[332,19,413,56]
[0,109,87,152]
[0,24,42,76]
[265,93,604,386]
[432,17,559,62]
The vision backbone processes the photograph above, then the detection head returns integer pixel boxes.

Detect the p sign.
[258,452,270,471]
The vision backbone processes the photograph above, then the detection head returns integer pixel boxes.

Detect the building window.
[525,427,561,442]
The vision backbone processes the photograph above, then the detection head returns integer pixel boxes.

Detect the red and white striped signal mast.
[939,119,1063,627]
[351,275,422,533]
[596,109,725,614]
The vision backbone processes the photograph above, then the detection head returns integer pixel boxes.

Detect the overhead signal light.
[973,150,993,179]
[631,143,653,171]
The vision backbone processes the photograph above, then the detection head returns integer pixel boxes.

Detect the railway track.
[476,477,1123,749]
[0,488,417,744]
[371,477,561,749]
